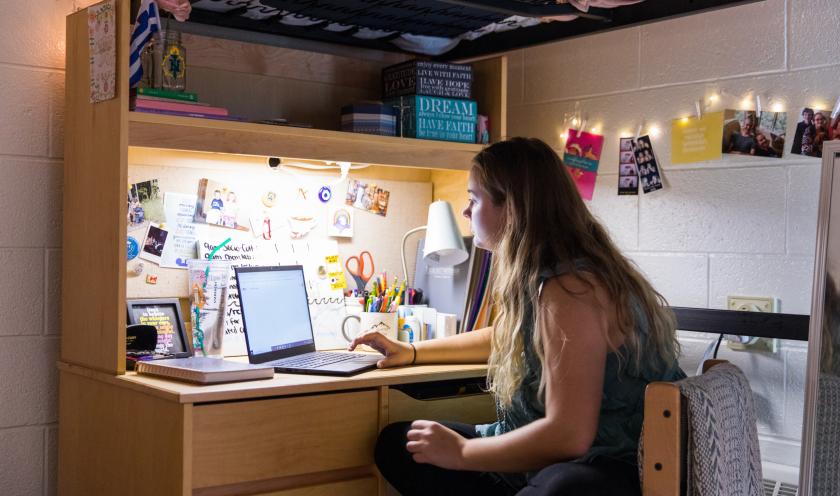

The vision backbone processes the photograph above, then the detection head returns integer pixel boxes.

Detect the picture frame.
[126,298,191,355]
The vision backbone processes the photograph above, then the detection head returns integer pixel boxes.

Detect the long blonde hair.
[474,138,680,407]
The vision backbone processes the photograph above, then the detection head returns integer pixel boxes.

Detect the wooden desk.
[58,362,494,496]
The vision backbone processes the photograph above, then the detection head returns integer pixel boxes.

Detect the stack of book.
[132,87,238,121]
[381,60,478,144]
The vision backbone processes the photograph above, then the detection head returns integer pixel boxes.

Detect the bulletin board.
[125,151,432,353]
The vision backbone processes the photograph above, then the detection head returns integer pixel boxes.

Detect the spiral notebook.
[135,357,274,384]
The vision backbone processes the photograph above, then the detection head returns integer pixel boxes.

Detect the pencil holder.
[187,259,230,357]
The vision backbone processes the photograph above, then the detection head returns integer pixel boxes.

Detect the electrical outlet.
[727,296,776,312]
[726,296,779,353]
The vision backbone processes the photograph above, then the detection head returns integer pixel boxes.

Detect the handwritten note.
[161,193,200,269]
[199,234,282,356]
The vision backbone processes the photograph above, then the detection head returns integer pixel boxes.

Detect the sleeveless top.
[475,263,685,488]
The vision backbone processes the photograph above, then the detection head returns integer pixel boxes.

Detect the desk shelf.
[129,111,483,170]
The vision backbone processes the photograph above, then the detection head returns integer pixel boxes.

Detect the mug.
[342,311,398,343]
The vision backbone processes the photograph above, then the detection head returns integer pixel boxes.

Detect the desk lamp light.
[401,200,469,286]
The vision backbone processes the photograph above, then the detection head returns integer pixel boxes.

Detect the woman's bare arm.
[348,326,492,367]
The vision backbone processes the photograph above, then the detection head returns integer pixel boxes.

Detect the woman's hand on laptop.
[348,331,413,368]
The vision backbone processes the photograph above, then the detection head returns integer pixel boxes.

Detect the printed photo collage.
[617,138,638,195]
[634,136,663,194]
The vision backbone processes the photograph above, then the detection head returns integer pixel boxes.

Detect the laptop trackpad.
[321,355,380,371]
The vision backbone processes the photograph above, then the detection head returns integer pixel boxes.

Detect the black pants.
[375,421,642,496]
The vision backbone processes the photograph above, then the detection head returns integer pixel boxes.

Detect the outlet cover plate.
[727,296,775,313]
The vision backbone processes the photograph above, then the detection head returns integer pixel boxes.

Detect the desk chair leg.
[643,382,683,496]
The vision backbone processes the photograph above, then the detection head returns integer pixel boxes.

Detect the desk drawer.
[192,390,379,489]
[255,476,377,496]
[387,388,496,425]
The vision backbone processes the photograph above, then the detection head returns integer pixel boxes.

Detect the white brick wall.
[0,1,75,494]
[508,0,839,474]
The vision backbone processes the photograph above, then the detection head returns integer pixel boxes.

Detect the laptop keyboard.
[272,352,364,368]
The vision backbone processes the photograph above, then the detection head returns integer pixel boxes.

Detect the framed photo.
[126,298,190,355]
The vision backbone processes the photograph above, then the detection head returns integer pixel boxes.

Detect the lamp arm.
[401,225,427,287]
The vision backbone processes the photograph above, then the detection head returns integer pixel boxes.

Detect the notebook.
[134,356,274,384]
[234,265,381,376]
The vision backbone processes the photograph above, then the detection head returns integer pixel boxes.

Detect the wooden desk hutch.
[58,1,506,495]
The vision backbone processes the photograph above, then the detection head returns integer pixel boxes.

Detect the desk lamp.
[401,200,469,286]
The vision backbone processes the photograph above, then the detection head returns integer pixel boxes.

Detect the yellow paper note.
[326,254,347,290]
[671,112,724,164]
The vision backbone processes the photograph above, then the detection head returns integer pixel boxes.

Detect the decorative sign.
[564,129,604,201]
[671,111,724,164]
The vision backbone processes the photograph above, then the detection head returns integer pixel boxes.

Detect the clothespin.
[755,94,762,115]
[695,99,703,119]
[635,120,645,139]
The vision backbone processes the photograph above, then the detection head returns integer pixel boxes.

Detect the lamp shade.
[423,200,468,266]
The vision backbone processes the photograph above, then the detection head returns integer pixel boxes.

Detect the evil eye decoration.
[127,236,140,261]
[318,186,332,203]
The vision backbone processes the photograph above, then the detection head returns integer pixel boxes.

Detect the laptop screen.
[235,266,315,358]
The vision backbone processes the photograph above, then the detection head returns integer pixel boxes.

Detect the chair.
[641,360,763,496]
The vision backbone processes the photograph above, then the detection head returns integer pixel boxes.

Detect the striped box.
[340,104,397,136]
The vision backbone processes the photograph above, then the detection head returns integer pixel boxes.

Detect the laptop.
[235,265,381,376]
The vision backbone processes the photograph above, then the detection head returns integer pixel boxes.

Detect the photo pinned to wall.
[139,223,169,264]
[617,138,639,195]
[127,179,163,229]
[159,192,200,269]
[722,109,786,158]
[193,178,250,232]
[563,129,604,201]
[345,179,391,216]
[633,136,663,194]
[791,107,837,158]
[327,203,354,238]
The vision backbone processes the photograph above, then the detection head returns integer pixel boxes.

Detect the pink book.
[135,98,229,116]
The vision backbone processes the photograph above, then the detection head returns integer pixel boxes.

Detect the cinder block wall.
[0,1,73,495]
[507,0,838,480]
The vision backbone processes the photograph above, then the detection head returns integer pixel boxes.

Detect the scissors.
[345,250,374,292]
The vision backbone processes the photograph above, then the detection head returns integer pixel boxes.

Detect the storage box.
[340,103,396,136]
[382,60,473,99]
[386,95,478,143]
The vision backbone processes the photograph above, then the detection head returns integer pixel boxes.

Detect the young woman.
[349,137,685,495]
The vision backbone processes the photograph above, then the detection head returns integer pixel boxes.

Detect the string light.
[739,96,754,110]
[648,124,661,138]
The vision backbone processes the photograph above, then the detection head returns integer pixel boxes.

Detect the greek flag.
[129,0,161,87]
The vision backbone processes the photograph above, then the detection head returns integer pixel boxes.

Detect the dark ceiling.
[182,0,758,60]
